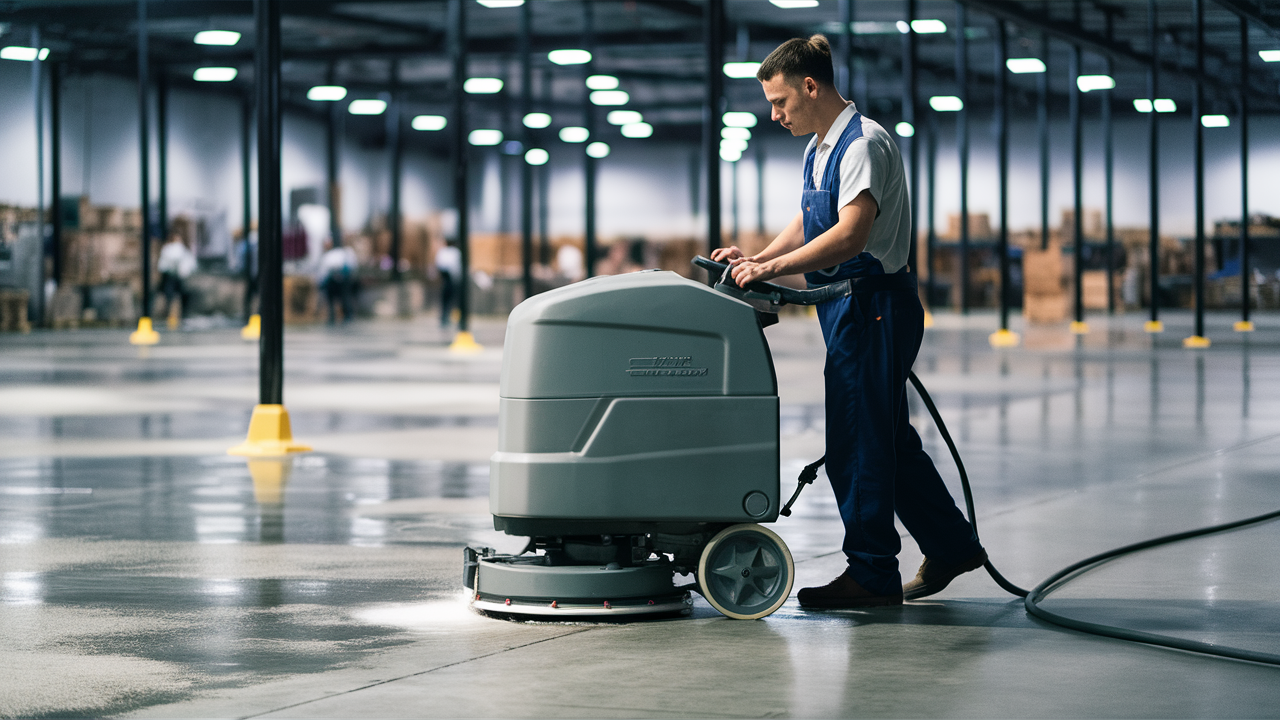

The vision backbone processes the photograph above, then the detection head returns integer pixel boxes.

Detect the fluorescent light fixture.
[720,146,743,162]
[1154,98,1177,113]
[307,85,348,101]
[911,19,947,34]
[721,138,748,153]
[1006,57,1046,74]
[1201,114,1230,128]
[851,21,903,35]
[464,77,503,94]
[469,129,504,146]
[589,90,629,106]
[548,49,591,65]
[586,75,618,90]
[1,46,46,62]
[522,112,552,128]
[194,30,240,46]
[559,126,589,143]
[1077,74,1115,92]
[721,127,751,141]
[895,121,915,137]
[586,142,610,159]
[770,0,819,7]
[477,0,524,7]
[621,122,653,138]
[929,95,963,112]
[411,115,447,131]
[607,110,643,125]
[1133,99,1154,112]
[723,62,761,79]
[524,148,549,165]
[1259,50,1280,62]
[348,99,387,115]
[896,20,911,34]
[722,111,758,128]
[193,67,237,82]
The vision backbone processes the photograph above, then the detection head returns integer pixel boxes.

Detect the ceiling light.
[1258,50,1280,62]
[621,122,653,138]
[1006,58,1046,74]
[1153,98,1177,113]
[348,99,387,115]
[722,127,751,141]
[1133,99,1154,113]
[194,30,240,46]
[722,111,758,128]
[607,110,643,125]
[911,19,947,34]
[308,85,348,101]
[548,49,591,65]
[477,0,524,7]
[770,0,819,7]
[469,129,504,146]
[523,112,552,128]
[723,62,761,79]
[524,148,549,165]
[1077,75,1115,92]
[586,75,618,90]
[586,142,610,159]
[559,126,589,143]
[502,140,524,155]
[896,21,911,34]
[895,121,915,137]
[721,138,748,153]
[1,46,46,62]
[1201,114,1229,128]
[720,146,743,162]
[929,95,963,112]
[850,21,904,35]
[411,115,447,131]
[464,77,503,94]
[193,67,237,82]
[589,90,629,106]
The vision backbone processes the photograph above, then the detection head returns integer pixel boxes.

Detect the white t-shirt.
[805,103,911,274]
[435,245,462,276]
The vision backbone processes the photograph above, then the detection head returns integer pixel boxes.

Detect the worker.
[157,232,197,328]
[317,239,357,324]
[712,35,986,608]
[434,239,462,328]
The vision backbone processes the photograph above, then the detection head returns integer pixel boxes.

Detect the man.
[434,239,462,328]
[711,35,986,608]
[157,233,197,329]
[317,239,357,324]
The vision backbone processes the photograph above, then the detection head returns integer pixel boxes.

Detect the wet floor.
[2,310,1279,718]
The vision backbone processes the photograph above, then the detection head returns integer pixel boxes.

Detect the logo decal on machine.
[628,357,708,377]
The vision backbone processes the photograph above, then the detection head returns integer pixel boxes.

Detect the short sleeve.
[835,136,886,218]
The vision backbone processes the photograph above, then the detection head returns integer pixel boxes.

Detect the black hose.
[906,370,1280,667]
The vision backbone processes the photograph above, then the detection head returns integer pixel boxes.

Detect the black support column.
[704,0,724,258]
[1187,0,1207,346]
[1038,32,1049,250]
[904,0,919,280]
[583,0,597,278]
[1146,0,1162,332]
[520,0,533,299]
[994,19,1013,344]
[388,61,403,292]
[50,62,62,288]
[241,95,254,325]
[326,64,341,248]
[447,0,478,349]
[157,72,168,247]
[1070,39,1084,332]
[256,0,283,404]
[1238,15,1252,332]
[955,3,968,313]
[129,0,158,344]
[1104,10,1115,315]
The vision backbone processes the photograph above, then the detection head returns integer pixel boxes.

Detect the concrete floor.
[2,308,1279,718]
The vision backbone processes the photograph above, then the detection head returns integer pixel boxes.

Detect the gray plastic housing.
[491,270,779,528]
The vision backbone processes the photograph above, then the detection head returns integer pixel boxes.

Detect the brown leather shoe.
[797,570,903,608]
[902,549,988,600]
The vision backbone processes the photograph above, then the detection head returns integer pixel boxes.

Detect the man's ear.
[803,76,820,98]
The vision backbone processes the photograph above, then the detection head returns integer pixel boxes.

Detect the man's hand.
[709,246,744,263]
[730,258,779,287]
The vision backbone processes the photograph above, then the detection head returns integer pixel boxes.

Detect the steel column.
[388,61,403,286]
[255,0,283,405]
[1240,15,1251,327]
[583,0,597,278]
[1038,32,1049,250]
[1192,0,1205,340]
[704,0,724,258]
[539,67,551,265]
[32,27,44,326]
[956,3,968,313]
[137,1,152,320]
[449,0,470,333]
[1148,0,1160,326]
[996,20,1010,331]
[157,72,168,245]
[326,64,341,247]
[1070,40,1083,326]
[905,0,918,276]
[241,96,254,322]
[927,109,937,307]
[841,0,853,99]
[1104,50,1114,314]
[50,62,62,287]
[520,0,533,298]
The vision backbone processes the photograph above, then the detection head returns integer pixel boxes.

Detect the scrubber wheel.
[697,523,794,619]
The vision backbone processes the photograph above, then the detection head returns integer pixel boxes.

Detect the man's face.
[761,73,819,136]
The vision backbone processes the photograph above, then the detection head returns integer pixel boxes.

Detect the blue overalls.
[805,113,981,596]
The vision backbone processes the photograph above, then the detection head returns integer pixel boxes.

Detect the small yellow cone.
[241,314,261,341]
[129,316,161,345]
[246,457,294,504]
[1144,320,1164,333]
[923,310,935,329]
[228,404,312,457]
[449,330,484,354]
[988,328,1021,347]
[1234,320,1255,332]
[1069,320,1090,335]
[1182,335,1211,349]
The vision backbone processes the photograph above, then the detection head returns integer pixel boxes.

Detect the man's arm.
[710,211,805,265]
[730,189,877,286]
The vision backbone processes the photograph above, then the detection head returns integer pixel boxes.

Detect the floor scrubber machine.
[465,256,849,621]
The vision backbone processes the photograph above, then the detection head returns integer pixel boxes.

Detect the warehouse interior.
[2,0,1279,717]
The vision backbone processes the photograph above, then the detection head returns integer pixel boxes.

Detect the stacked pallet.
[1023,242,1066,323]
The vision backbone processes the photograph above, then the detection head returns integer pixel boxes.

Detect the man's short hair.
[756,34,835,87]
